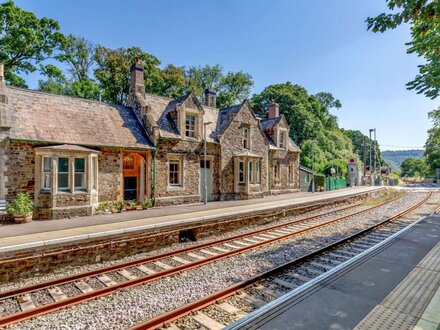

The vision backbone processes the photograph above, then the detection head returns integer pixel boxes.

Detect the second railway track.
[0,191,433,328]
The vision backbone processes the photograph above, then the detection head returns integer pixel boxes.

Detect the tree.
[60,35,96,82]
[400,158,428,177]
[424,106,440,173]
[0,0,65,87]
[181,65,253,107]
[157,64,185,98]
[367,1,440,99]
[217,71,253,108]
[94,46,162,105]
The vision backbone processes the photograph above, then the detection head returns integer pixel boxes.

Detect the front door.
[200,160,213,202]
[124,176,137,200]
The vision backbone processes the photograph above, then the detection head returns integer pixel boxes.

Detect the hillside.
[382,150,424,171]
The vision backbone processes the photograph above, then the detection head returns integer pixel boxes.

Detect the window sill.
[40,189,51,194]
[167,185,183,190]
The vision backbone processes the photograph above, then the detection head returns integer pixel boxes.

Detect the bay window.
[249,161,253,183]
[255,161,260,184]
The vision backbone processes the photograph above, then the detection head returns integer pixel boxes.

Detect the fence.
[326,177,346,191]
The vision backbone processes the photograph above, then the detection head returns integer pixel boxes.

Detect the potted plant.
[115,196,125,213]
[139,198,152,210]
[6,193,34,224]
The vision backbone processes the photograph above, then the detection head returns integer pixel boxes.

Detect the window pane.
[43,157,51,172]
[58,158,69,172]
[91,158,97,190]
[42,173,51,189]
[75,158,85,172]
[75,173,86,190]
[58,173,69,189]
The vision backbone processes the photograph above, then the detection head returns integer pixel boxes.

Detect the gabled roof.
[6,87,154,149]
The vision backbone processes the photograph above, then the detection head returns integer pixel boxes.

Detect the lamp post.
[203,122,213,205]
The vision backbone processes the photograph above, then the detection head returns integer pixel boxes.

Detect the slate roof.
[260,117,281,130]
[6,87,154,149]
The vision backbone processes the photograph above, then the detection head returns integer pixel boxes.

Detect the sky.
[13,0,439,151]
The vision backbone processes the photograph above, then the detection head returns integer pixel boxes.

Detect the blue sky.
[14,0,439,150]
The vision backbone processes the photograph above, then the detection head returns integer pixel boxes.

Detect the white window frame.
[279,130,286,149]
[185,114,196,138]
[74,158,87,192]
[239,161,245,183]
[41,156,52,190]
[242,126,250,149]
[168,158,183,187]
[91,156,98,191]
[273,163,280,183]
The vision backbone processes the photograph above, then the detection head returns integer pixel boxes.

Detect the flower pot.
[13,214,32,224]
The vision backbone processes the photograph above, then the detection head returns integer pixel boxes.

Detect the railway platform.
[227,212,440,330]
[0,186,383,253]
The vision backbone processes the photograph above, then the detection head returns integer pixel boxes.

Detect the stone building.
[0,61,300,219]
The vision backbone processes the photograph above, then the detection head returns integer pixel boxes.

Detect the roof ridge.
[6,86,128,108]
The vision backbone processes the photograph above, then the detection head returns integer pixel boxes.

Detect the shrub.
[6,193,34,216]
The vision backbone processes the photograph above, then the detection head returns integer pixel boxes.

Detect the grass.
[362,189,405,206]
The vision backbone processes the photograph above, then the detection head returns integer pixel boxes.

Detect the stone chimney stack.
[130,58,145,95]
[204,89,217,108]
[268,99,279,118]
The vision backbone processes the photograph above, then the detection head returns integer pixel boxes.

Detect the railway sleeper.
[192,311,226,330]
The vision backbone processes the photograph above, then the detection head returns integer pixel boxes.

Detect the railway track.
[0,194,404,327]
[130,192,435,330]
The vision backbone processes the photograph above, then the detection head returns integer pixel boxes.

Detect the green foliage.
[367,0,440,99]
[0,0,65,87]
[181,65,253,108]
[400,158,428,177]
[6,192,34,216]
[323,159,349,177]
[94,46,162,105]
[59,35,96,82]
[139,198,153,209]
[252,83,358,175]
[425,106,440,173]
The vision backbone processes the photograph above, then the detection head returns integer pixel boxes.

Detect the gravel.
[5,192,438,330]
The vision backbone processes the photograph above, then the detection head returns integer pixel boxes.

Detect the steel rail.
[0,194,404,327]
[130,192,432,330]
[0,201,367,300]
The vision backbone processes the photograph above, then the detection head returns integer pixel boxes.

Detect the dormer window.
[243,126,250,149]
[185,114,196,138]
[279,131,286,149]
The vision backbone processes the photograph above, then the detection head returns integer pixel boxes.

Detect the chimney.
[204,89,217,108]
[130,58,145,95]
[0,64,4,84]
[268,99,279,118]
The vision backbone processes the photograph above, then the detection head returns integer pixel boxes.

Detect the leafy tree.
[400,158,428,177]
[217,71,253,108]
[424,106,440,173]
[366,0,440,99]
[94,46,162,105]
[0,0,65,87]
[181,65,253,107]
[69,79,100,99]
[157,64,185,98]
[59,35,96,82]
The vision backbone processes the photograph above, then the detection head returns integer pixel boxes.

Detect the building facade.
[0,61,301,219]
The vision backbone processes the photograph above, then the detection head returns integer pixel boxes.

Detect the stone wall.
[270,150,300,193]
[98,148,122,202]
[154,139,220,205]
[5,141,35,201]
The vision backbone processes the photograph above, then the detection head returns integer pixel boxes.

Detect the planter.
[136,206,143,211]
[13,214,32,224]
